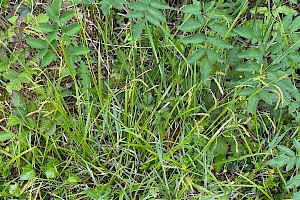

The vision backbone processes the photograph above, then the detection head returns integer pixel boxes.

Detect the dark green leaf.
[150,0,170,9]
[248,94,259,114]
[200,57,211,87]
[207,36,233,49]
[181,33,206,44]
[237,62,260,72]
[187,48,205,64]
[128,2,148,11]
[41,52,57,67]
[26,38,48,49]
[38,23,55,33]
[146,13,160,26]
[62,23,81,36]
[126,11,144,18]
[46,6,59,22]
[233,26,253,39]
[148,7,166,22]
[133,19,145,41]
[59,11,75,23]
[276,5,298,16]
[182,4,201,14]
[206,49,224,62]
[238,48,262,59]
[239,87,256,96]
[11,90,25,108]
[178,19,202,32]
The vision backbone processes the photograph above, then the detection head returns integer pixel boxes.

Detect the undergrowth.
[1,0,300,199]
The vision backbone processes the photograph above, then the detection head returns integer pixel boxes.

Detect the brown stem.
[7,0,14,16]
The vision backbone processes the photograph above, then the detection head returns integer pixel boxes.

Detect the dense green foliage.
[1,0,300,199]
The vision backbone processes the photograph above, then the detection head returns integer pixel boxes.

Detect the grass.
[0,0,300,199]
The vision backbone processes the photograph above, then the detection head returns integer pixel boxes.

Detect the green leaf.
[150,0,170,9]
[237,62,260,72]
[290,16,300,32]
[206,49,224,62]
[11,90,25,108]
[276,5,298,16]
[239,87,256,96]
[287,174,300,188]
[145,13,160,26]
[26,38,48,49]
[51,0,62,16]
[6,79,22,93]
[7,115,21,126]
[178,19,202,32]
[59,11,75,23]
[278,145,295,156]
[37,23,54,33]
[233,26,253,39]
[62,23,81,36]
[126,11,144,18]
[67,173,80,184]
[294,139,300,153]
[148,7,166,22]
[20,166,36,181]
[182,4,201,14]
[187,48,205,64]
[259,89,273,105]
[41,163,57,179]
[181,33,206,44]
[286,156,296,171]
[128,2,148,11]
[293,192,300,200]
[46,6,59,22]
[248,94,259,114]
[41,51,57,67]
[200,57,211,87]
[0,131,15,142]
[207,36,233,49]
[133,19,145,41]
[238,48,262,59]
[268,154,290,167]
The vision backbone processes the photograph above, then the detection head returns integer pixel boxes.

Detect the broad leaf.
[20,166,36,181]
[0,131,15,142]
[133,19,145,40]
[181,33,206,44]
[178,19,202,32]
[247,94,259,114]
[187,48,205,64]
[26,38,48,49]
[287,174,300,188]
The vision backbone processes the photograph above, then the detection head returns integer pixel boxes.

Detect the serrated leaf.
[46,6,59,22]
[290,16,300,32]
[239,87,256,96]
[237,62,260,72]
[259,90,273,105]
[178,18,202,32]
[287,174,300,188]
[62,23,81,36]
[133,19,145,41]
[181,33,206,44]
[276,5,298,16]
[269,154,290,167]
[7,115,21,126]
[182,4,201,14]
[206,49,224,62]
[128,2,148,11]
[51,0,62,16]
[37,23,54,33]
[238,48,262,59]
[187,48,205,64]
[146,13,160,26]
[20,166,36,181]
[11,90,25,108]
[0,131,15,142]
[207,36,233,49]
[59,11,75,23]
[233,26,253,39]
[41,52,57,67]
[148,7,166,22]
[248,94,259,114]
[200,57,211,87]
[126,10,144,18]
[150,0,170,9]
[26,38,48,49]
